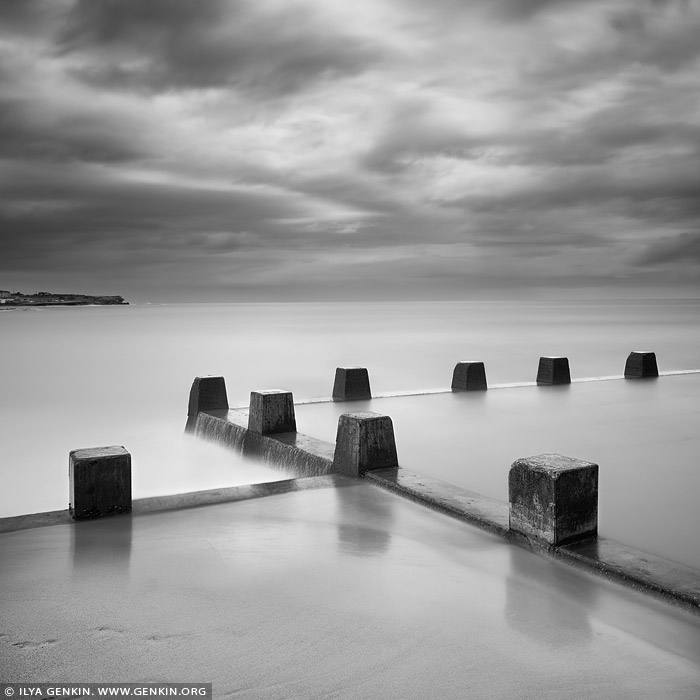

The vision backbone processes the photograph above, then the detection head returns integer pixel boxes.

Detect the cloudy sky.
[1,0,699,301]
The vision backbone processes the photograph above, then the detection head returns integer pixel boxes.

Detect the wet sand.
[2,484,699,698]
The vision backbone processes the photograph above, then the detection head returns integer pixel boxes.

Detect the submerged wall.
[189,410,335,479]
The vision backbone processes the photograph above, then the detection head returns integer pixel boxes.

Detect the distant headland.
[0,290,128,307]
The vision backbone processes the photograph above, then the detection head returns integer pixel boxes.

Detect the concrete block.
[333,412,398,477]
[249,390,297,435]
[451,361,488,391]
[624,351,659,378]
[509,453,598,546]
[188,376,229,416]
[536,356,571,385]
[69,446,132,520]
[332,367,372,401]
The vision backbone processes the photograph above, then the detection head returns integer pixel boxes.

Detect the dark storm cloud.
[0,159,332,273]
[462,168,700,221]
[490,0,590,20]
[57,0,382,96]
[3,166,307,235]
[2,0,700,300]
[403,0,586,22]
[497,1,700,105]
[360,98,484,174]
[609,1,700,71]
[453,119,700,175]
[0,96,148,164]
[360,105,700,175]
[570,119,700,160]
[0,0,51,32]
[638,232,700,265]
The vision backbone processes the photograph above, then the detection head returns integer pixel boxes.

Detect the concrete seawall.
[188,409,335,478]
[365,468,700,612]
[182,368,700,613]
[3,362,699,615]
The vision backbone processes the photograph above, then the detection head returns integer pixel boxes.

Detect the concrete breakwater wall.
[185,376,336,478]
[187,374,601,549]
[2,352,698,612]
[181,355,699,611]
[186,376,399,480]
[186,351,665,487]
[188,410,335,478]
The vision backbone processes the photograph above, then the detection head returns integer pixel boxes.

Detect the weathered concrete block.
[69,446,132,520]
[451,361,488,391]
[332,367,372,401]
[509,453,598,546]
[188,376,229,416]
[624,351,658,379]
[248,390,297,435]
[333,412,399,477]
[536,356,571,385]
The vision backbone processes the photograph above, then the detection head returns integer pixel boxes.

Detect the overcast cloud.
[1,0,699,300]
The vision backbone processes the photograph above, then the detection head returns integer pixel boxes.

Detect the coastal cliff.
[0,291,128,307]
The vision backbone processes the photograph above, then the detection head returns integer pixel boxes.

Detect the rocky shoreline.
[0,291,128,307]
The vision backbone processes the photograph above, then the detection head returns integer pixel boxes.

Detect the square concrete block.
[333,412,398,477]
[451,361,487,391]
[624,351,659,378]
[188,376,229,416]
[509,453,598,546]
[69,446,132,520]
[249,390,297,435]
[536,357,571,385]
[332,367,372,401]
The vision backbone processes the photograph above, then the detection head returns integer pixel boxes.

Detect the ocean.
[2,299,699,566]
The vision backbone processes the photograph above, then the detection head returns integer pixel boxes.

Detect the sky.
[1,0,699,302]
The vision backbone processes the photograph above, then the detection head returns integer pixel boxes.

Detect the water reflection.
[334,484,394,557]
[295,374,700,571]
[505,544,593,647]
[72,515,133,580]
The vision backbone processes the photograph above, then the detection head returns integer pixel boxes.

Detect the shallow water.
[1,299,699,565]
[295,375,700,570]
[2,485,699,697]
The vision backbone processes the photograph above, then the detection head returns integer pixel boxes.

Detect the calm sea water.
[1,300,699,562]
[295,375,700,569]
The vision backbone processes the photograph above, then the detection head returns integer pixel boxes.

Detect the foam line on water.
[231,369,700,408]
